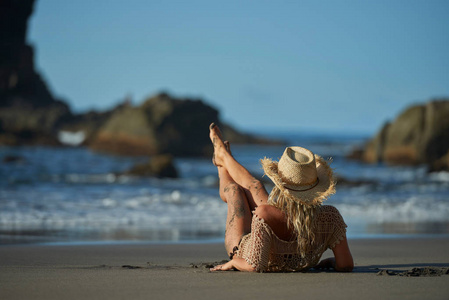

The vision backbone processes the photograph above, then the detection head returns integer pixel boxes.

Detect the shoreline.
[2,232,449,248]
[1,237,448,300]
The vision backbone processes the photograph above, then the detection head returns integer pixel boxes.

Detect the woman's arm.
[316,236,354,272]
[210,258,255,272]
[333,236,353,272]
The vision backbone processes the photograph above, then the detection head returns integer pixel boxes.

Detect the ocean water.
[1,131,449,245]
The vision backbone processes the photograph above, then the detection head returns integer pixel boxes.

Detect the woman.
[209,123,353,273]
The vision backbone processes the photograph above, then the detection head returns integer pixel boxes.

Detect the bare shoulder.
[254,205,283,221]
[254,205,292,240]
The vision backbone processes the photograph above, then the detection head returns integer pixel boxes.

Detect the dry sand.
[1,237,448,300]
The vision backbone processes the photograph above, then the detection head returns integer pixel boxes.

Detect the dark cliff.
[0,0,71,145]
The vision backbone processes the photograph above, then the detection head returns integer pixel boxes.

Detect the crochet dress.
[234,205,347,272]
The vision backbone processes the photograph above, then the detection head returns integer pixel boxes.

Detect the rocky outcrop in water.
[87,92,279,157]
[124,154,178,178]
[0,0,72,145]
[0,0,278,155]
[89,93,220,156]
[350,99,449,171]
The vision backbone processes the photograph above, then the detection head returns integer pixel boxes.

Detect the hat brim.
[260,154,336,206]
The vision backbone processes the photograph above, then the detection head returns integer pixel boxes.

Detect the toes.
[209,123,219,142]
[209,123,226,166]
[224,141,232,155]
[209,122,223,139]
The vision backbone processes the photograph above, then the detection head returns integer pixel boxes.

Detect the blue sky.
[29,0,449,134]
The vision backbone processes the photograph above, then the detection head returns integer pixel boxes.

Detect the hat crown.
[261,146,335,206]
[278,147,318,189]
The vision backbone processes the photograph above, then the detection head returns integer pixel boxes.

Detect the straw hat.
[261,146,335,207]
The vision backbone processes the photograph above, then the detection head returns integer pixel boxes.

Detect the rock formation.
[0,0,279,156]
[124,154,178,178]
[89,93,216,156]
[60,108,117,146]
[352,99,449,171]
[88,92,280,157]
[0,0,71,145]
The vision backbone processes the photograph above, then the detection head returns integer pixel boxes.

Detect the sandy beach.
[1,237,448,300]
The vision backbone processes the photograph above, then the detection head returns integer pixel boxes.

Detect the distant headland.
[0,0,278,158]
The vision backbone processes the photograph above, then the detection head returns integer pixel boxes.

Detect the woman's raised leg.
[217,165,252,256]
[210,123,269,210]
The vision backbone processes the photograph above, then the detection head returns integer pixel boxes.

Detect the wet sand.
[1,237,448,300]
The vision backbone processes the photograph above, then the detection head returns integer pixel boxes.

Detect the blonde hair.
[267,187,319,256]
[260,149,336,257]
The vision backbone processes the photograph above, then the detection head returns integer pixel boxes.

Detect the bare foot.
[224,141,232,156]
[209,123,226,167]
[213,141,232,166]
